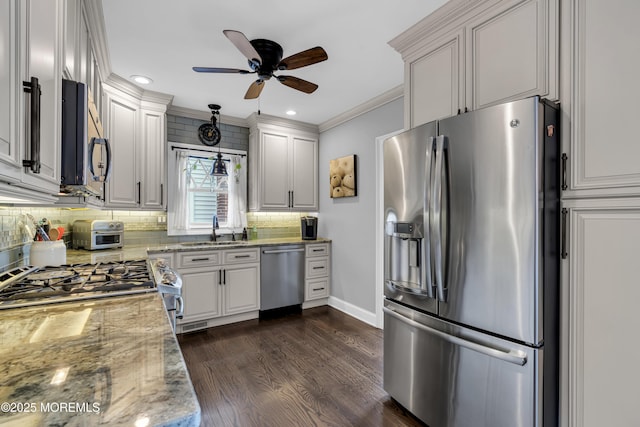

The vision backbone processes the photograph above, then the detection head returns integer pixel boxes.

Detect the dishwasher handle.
[262,248,305,254]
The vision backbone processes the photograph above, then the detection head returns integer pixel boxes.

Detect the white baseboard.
[328,296,378,328]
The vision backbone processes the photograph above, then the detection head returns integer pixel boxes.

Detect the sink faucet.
[212,215,219,241]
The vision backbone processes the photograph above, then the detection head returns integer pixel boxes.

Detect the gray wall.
[318,98,403,313]
[167,115,249,151]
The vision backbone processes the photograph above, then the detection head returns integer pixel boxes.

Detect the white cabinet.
[408,29,465,126]
[563,199,640,427]
[175,248,260,333]
[0,1,21,182]
[392,0,558,127]
[304,243,331,305]
[102,83,168,210]
[558,2,640,426]
[248,114,319,211]
[561,0,640,198]
[0,0,62,201]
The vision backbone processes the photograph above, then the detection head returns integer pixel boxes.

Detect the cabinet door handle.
[160,183,164,205]
[137,181,141,205]
[561,208,568,259]
[291,191,294,207]
[22,77,41,174]
[223,269,226,285]
[218,270,222,285]
[561,153,568,191]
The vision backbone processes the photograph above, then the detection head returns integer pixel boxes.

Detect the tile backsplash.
[0,207,313,250]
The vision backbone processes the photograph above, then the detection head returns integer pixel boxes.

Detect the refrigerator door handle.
[433,135,448,302]
[383,306,528,366]
[423,136,435,298]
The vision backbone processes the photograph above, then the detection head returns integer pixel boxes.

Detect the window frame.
[167,142,247,236]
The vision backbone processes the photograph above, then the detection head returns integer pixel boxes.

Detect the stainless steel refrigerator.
[383,96,560,427]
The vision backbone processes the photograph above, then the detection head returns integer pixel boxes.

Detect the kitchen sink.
[179,241,248,248]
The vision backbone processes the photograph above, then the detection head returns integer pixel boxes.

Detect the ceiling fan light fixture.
[131,75,153,85]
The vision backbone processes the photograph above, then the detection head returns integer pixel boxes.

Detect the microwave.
[60,80,112,197]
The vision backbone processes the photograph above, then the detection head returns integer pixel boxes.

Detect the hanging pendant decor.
[198,104,222,146]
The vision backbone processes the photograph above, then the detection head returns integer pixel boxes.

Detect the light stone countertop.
[0,293,200,426]
[66,237,331,264]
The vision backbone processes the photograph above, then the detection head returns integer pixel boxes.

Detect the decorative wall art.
[329,154,357,198]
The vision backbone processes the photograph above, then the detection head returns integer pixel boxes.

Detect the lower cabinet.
[563,198,640,426]
[176,248,260,333]
[303,242,331,308]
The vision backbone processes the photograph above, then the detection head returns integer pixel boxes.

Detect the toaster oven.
[72,220,124,250]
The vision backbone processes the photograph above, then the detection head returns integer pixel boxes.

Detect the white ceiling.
[101,0,448,125]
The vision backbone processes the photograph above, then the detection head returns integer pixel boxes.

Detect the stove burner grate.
[0,259,156,308]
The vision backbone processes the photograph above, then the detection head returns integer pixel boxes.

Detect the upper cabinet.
[561,0,640,198]
[102,80,171,210]
[248,114,319,212]
[0,0,62,201]
[391,0,558,128]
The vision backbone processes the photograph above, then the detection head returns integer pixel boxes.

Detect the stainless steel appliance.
[383,96,560,427]
[149,258,184,332]
[60,79,111,197]
[301,216,318,240]
[72,219,124,250]
[260,245,305,312]
[0,259,156,309]
[0,258,183,333]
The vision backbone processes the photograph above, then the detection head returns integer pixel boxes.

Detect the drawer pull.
[312,249,324,252]
[190,257,210,262]
[312,287,325,291]
[233,255,252,259]
[312,266,325,270]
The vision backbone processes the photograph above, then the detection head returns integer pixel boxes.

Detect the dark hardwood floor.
[177,306,424,427]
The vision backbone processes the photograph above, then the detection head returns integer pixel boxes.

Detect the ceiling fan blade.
[278,47,328,70]
[244,80,265,99]
[223,30,262,67]
[192,67,252,74]
[276,75,319,94]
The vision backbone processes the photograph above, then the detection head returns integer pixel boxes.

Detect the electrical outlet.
[157,216,167,224]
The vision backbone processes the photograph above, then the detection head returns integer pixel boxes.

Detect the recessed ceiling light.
[286,110,297,116]
[131,75,153,85]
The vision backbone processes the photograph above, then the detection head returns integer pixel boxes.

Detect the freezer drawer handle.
[383,307,527,366]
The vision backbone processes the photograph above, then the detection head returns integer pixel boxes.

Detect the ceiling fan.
[193,30,328,99]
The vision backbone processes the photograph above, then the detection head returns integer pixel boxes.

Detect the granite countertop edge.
[65,237,331,263]
[0,293,201,427]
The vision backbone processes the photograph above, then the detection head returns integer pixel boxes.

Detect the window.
[167,143,247,235]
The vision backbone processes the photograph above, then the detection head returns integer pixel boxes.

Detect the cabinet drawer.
[177,251,222,268]
[306,243,329,257]
[223,248,260,264]
[306,257,329,278]
[306,277,329,300]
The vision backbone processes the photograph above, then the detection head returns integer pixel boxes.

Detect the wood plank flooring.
[177,306,425,427]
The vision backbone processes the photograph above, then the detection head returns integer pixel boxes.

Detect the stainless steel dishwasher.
[260,245,305,312]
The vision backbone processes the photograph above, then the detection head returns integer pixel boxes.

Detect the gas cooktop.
[0,259,156,309]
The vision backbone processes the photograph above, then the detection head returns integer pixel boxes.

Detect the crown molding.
[318,85,404,133]
[104,73,173,106]
[166,105,248,128]
[247,113,319,134]
[388,0,491,59]
[83,0,112,78]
